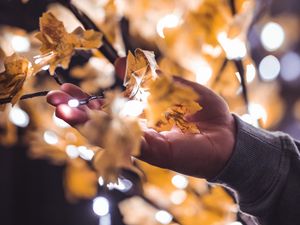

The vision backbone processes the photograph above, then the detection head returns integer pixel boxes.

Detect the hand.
[47,59,236,180]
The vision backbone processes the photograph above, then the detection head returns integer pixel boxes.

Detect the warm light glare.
[93,197,110,216]
[261,22,285,51]
[195,65,213,85]
[155,210,173,224]
[120,100,145,117]
[235,64,256,84]
[280,52,300,82]
[43,130,59,145]
[78,146,95,160]
[171,175,188,189]
[157,14,181,38]
[249,103,267,124]
[107,178,133,192]
[229,222,243,225]
[170,190,187,205]
[217,32,247,60]
[246,64,256,83]
[11,35,30,52]
[9,106,30,127]
[241,114,259,127]
[98,177,105,186]
[65,145,79,159]
[259,55,280,81]
[52,113,70,128]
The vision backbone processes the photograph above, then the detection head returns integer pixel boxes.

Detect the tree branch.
[63,1,119,64]
[234,59,249,109]
[0,91,50,105]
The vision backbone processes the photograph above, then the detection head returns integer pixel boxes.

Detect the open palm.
[47,61,236,180]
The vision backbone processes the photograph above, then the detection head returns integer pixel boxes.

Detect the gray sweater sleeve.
[210,115,300,225]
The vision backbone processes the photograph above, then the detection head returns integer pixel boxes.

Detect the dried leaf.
[35,12,103,75]
[146,74,202,133]
[0,53,31,110]
[186,0,231,46]
[77,92,143,183]
[124,49,158,98]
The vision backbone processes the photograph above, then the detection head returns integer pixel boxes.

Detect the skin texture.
[47,58,236,180]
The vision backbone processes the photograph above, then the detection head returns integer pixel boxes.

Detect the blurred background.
[0,0,300,225]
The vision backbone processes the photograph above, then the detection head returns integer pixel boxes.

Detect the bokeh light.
[259,55,281,81]
[261,22,285,51]
[93,196,110,216]
[280,52,300,82]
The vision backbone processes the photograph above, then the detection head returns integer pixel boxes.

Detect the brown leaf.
[124,49,158,98]
[34,12,103,75]
[0,53,31,110]
[77,92,143,183]
[146,74,202,133]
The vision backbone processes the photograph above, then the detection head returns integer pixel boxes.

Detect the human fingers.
[60,83,102,110]
[139,128,173,169]
[46,90,72,106]
[173,76,230,123]
[55,104,89,126]
[114,57,127,80]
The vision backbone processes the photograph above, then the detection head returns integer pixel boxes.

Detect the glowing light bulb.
[65,145,79,159]
[43,130,59,145]
[217,32,247,60]
[11,35,30,52]
[9,106,30,127]
[157,14,181,38]
[107,178,133,192]
[120,100,145,117]
[68,99,80,108]
[155,210,173,224]
[259,55,280,81]
[98,177,104,186]
[171,175,188,189]
[93,197,110,216]
[261,22,285,51]
[78,146,95,160]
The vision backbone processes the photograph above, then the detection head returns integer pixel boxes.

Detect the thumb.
[173,76,230,123]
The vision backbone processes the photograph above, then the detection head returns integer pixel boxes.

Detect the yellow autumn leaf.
[0,53,31,111]
[186,0,231,46]
[146,74,202,133]
[64,159,98,201]
[124,48,158,98]
[77,92,143,183]
[34,12,103,75]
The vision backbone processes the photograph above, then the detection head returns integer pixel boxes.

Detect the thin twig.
[0,91,50,105]
[234,59,249,110]
[120,17,133,53]
[229,0,237,15]
[53,72,63,85]
[63,1,119,64]
[212,58,228,88]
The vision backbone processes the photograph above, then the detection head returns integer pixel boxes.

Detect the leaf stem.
[0,91,50,105]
